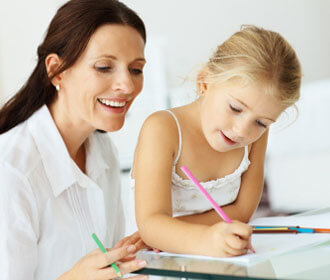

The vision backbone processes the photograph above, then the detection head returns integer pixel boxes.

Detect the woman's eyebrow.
[94,54,146,63]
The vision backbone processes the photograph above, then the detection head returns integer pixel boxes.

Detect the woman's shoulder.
[0,126,37,199]
[0,122,39,175]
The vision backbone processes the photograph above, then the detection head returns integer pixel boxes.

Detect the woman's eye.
[95,66,111,72]
[130,68,143,75]
[256,120,267,128]
[230,104,241,113]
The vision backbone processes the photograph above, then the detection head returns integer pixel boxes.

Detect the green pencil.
[92,233,122,278]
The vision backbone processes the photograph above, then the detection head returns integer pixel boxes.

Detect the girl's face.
[56,24,145,132]
[199,80,285,152]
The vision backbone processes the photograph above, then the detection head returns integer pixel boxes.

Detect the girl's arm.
[134,111,252,257]
[176,130,269,225]
[134,111,208,254]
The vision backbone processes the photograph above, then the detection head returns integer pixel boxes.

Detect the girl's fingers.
[226,235,248,250]
[225,245,248,257]
[225,235,249,256]
[230,223,252,240]
[248,237,256,253]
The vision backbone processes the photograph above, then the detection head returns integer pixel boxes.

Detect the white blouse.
[0,105,125,280]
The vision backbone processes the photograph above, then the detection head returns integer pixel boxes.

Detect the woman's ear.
[45,53,63,88]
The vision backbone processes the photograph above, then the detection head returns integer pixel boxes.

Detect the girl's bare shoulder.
[138,109,181,147]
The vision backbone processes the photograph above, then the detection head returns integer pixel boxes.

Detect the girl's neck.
[182,98,204,135]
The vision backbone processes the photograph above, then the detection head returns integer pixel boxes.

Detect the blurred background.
[1,0,330,234]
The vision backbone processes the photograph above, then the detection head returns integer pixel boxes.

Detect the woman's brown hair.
[0,0,146,134]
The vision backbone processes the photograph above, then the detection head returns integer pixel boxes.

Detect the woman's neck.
[48,102,93,173]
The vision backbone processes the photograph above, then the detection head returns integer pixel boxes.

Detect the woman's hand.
[114,231,148,251]
[114,231,161,258]
[200,220,254,258]
[58,245,147,280]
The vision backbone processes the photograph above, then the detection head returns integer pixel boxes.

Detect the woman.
[0,0,148,279]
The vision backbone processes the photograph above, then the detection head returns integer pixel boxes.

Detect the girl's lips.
[220,131,237,145]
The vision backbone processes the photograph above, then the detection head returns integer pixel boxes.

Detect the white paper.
[250,211,330,228]
[152,211,330,265]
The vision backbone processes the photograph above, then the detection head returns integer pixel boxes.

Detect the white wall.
[122,0,330,89]
[0,0,61,103]
[1,1,330,100]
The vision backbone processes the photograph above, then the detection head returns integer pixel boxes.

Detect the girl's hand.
[58,245,148,280]
[201,220,253,258]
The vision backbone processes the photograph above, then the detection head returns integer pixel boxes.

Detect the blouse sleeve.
[113,189,125,244]
[0,163,39,280]
[107,136,126,244]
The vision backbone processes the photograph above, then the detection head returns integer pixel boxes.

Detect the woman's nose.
[112,70,134,94]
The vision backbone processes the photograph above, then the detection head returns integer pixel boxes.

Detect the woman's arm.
[176,130,269,225]
[0,164,39,280]
[0,163,147,280]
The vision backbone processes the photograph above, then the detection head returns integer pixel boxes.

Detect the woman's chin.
[98,122,125,133]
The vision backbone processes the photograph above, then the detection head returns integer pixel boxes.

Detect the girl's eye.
[256,120,267,128]
[230,104,241,113]
[130,68,143,75]
[96,66,111,72]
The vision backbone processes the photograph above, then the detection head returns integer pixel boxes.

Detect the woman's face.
[57,24,146,132]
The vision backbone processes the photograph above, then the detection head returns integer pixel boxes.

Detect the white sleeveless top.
[130,110,251,218]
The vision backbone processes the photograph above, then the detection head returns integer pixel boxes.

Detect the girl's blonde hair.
[202,25,302,107]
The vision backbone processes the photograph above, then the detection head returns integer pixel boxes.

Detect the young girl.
[132,25,301,258]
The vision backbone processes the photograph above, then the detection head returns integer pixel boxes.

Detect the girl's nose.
[233,121,249,140]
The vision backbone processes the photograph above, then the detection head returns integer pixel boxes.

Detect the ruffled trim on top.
[172,156,250,190]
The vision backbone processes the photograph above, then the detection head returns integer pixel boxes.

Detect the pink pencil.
[180,165,232,223]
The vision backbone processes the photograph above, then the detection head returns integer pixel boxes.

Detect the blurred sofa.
[265,79,330,213]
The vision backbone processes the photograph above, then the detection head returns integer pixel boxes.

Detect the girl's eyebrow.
[231,96,276,122]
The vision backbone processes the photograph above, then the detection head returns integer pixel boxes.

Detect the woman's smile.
[97,97,129,114]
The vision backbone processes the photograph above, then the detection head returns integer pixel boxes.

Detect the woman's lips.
[97,99,127,114]
[220,131,237,145]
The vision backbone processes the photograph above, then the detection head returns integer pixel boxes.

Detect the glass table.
[133,208,330,279]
